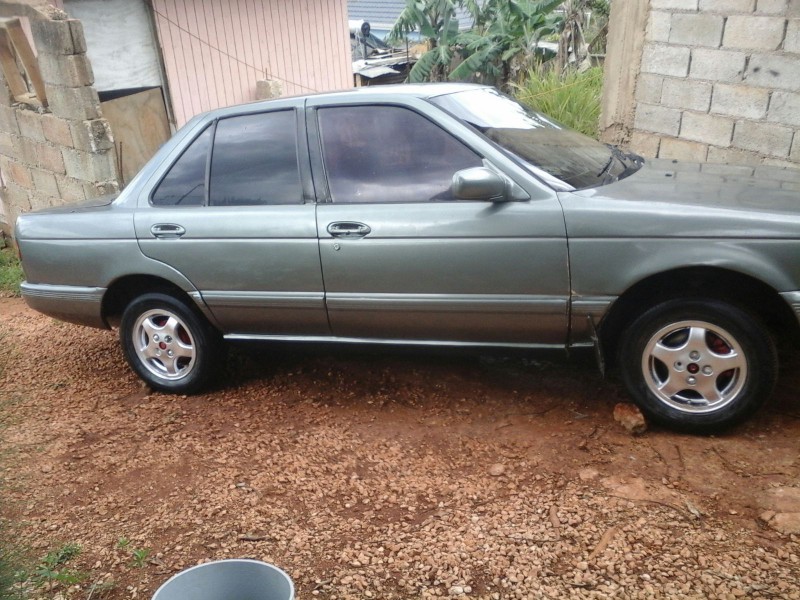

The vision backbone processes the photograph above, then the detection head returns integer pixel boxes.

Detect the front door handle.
[327,221,371,238]
[151,223,186,238]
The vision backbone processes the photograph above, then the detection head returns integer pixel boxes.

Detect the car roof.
[199,82,489,121]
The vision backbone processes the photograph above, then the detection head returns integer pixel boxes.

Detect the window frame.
[148,106,312,208]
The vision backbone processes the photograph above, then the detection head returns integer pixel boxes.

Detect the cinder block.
[45,85,101,121]
[62,147,116,182]
[636,74,665,104]
[634,103,682,136]
[30,168,60,197]
[83,180,120,199]
[790,0,800,16]
[629,131,662,157]
[255,80,282,100]
[792,134,800,161]
[0,106,20,136]
[36,142,66,175]
[700,0,755,10]
[40,114,73,147]
[0,72,13,107]
[16,109,45,142]
[646,11,671,42]
[30,19,87,56]
[641,44,691,77]
[37,52,94,88]
[680,111,734,146]
[70,119,114,153]
[724,16,787,50]
[707,145,763,165]
[55,174,87,203]
[670,14,725,47]
[786,19,800,53]
[651,0,698,8]
[758,0,789,13]
[767,91,800,126]
[0,131,17,160]
[690,48,747,81]
[711,83,770,118]
[28,190,60,210]
[661,79,713,111]
[745,54,800,91]
[659,137,709,162]
[3,180,32,216]
[733,120,794,156]
[0,157,32,189]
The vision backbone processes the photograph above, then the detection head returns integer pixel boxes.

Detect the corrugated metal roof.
[348,0,472,30]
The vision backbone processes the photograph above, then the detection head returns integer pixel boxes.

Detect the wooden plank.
[4,18,47,106]
[100,88,171,185]
[0,26,28,99]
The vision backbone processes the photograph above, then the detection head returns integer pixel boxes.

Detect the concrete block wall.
[603,0,800,168]
[0,4,120,230]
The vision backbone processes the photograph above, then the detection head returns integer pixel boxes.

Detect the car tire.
[618,298,777,433]
[120,293,221,394]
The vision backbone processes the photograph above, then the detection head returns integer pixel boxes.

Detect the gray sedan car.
[15,83,800,432]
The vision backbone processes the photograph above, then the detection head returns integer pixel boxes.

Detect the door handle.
[327,221,371,238]
[151,223,186,238]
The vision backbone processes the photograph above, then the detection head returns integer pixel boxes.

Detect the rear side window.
[210,110,302,206]
[151,126,212,206]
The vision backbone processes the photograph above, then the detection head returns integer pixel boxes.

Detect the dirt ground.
[0,297,799,599]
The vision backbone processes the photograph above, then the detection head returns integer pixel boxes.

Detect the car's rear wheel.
[120,293,220,394]
[619,299,777,433]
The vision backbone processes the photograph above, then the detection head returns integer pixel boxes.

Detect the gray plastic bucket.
[151,559,294,600]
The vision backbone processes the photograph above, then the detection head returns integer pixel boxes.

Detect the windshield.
[429,88,641,190]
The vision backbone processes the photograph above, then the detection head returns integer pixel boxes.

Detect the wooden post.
[0,18,48,107]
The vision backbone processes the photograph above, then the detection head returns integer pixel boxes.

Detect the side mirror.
[452,167,507,201]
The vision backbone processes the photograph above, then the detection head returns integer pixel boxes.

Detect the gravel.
[0,299,798,599]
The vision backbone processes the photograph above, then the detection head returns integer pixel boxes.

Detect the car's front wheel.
[120,293,220,394]
[619,299,777,432]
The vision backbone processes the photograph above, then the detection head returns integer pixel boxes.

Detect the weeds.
[0,248,22,298]
[514,67,603,138]
[130,547,151,568]
[29,542,86,588]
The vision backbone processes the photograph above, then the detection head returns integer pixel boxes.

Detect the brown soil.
[1,297,799,599]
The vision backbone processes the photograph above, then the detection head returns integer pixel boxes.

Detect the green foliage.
[0,536,25,600]
[0,248,22,298]
[388,0,461,82]
[115,536,130,550]
[514,67,604,138]
[29,543,86,589]
[130,547,150,568]
[451,0,563,87]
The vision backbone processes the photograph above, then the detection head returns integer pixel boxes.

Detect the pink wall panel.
[152,0,351,127]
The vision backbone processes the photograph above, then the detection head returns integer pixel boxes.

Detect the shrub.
[0,248,22,298]
[514,67,603,138]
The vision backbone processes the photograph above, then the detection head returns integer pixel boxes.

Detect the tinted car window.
[318,105,482,203]
[210,110,302,206]
[151,126,212,206]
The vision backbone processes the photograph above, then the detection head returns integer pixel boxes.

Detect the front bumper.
[21,282,108,329]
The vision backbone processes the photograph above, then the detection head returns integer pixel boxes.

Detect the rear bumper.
[21,282,108,329]
[781,291,800,327]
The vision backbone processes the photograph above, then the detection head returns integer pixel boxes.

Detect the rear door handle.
[327,221,371,238]
[151,223,186,238]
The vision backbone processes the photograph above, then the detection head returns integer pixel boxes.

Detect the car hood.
[562,159,800,238]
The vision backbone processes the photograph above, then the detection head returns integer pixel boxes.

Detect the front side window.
[210,110,302,206]
[318,105,482,203]
[151,126,212,206]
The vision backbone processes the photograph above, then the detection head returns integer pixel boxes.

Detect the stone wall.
[0,1,120,231]
[601,0,800,167]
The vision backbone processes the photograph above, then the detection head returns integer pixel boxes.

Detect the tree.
[388,0,461,82]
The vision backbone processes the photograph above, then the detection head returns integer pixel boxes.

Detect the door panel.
[135,206,328,335]
[316,201,569,344]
